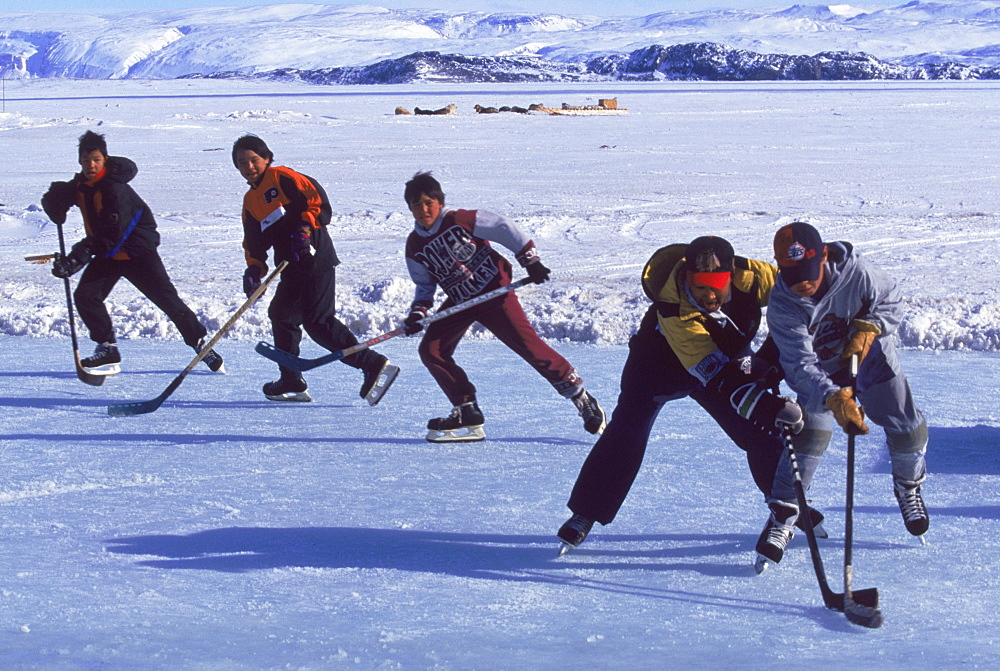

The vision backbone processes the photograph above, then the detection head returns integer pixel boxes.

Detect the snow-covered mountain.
[1,1,999,81]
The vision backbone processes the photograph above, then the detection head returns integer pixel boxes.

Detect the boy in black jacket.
[41,130,222,376]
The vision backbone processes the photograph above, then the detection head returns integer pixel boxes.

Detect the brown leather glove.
[825,387,869,435]
[842,319,880,365]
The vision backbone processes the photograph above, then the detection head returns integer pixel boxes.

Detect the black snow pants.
[268,262,382,377]
[566,306,785,525]
[74,252,206,347]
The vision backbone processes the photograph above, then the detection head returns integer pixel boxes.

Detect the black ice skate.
[572,390,606,435]
[754,500,798,574]
[793,506,829,540]
[194,337,226,374]
[894,477,929,537]
[80,342,121,376]
[360,356,400,406]
[557,514,594,557]
[263,372,311,402]
[426,401,485,443]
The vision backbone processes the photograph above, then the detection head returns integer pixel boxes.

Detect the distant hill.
[2,2,999,82]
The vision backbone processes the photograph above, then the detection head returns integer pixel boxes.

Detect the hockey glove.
[243,266,263,298]
[842,319,880,365]
[51,242,91,278]
[713,357,803,435]
[41,180,76,225]
[289,225,312,263]
[751,337,784,390]
[403,305,428,336]
[728,381,804,435]
[825,387,869,435]
[526,261,551,284]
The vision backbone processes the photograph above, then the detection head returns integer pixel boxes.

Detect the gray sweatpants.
[771,369,928,503]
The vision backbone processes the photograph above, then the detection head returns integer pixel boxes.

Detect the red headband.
[688,271,731,290]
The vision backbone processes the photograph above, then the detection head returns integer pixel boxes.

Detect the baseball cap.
[774,222,824,287]
[683,236,734,290]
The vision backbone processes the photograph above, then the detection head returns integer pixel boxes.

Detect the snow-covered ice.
[0,77,998,668]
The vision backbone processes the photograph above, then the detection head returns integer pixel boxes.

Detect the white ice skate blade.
[753,553,776,575]
[426,425,486,443]
[365,363,400,406]
[82,363,121,376]
[265,390,312,402]
[557,542,575,558]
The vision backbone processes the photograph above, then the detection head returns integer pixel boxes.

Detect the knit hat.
[231,134,273,167]
[683,236,734,290]
[774,222,824,287]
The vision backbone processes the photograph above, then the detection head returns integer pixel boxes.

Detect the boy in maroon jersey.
[401,171,604,443]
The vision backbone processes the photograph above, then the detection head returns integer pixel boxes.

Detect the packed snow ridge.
[2,1,1000,81]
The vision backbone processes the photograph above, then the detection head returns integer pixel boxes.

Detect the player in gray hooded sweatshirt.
[764,222,928,562]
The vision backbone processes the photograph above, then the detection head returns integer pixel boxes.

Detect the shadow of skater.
[106,527,758,579]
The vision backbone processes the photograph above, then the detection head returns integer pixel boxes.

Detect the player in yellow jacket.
[558,237,807,571]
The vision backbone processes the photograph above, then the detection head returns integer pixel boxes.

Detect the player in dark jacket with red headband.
[557,236,808,568]
[41,130,222,376]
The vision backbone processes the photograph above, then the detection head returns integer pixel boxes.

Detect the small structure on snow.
[535,98,628,116]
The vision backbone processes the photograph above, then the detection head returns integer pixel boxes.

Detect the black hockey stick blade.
[255,341,344,371]
[830,586,879,611]
[107,377,181,417]
[845,597,884,628]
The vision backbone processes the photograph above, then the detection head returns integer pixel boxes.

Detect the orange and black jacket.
[240,165,339,276]
[43,156,160,261]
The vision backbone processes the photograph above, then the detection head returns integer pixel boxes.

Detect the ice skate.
[754,500,798,574]
[360,356,399,406]
[194,337,226,374]
[572,390,606,435]
[80,342,121,376]
[557,514,594,556]
[794,506,828,539]
[894,476,929,537]
[263,372,311,402]
[426,401,485,443]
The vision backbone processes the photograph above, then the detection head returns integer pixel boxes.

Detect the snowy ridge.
[1,1,1000,80]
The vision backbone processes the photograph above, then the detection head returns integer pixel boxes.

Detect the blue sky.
[3,1,799,17]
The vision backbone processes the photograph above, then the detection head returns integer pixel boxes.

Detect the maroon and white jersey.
[405,208,537,306]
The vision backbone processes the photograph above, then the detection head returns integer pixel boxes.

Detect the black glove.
[243,266,263,298]
[712,356,803,435]
[751,337,784,390]
[41,181,76,225]
[526,261,551,284]
[289,226,312,263]
[403,305,428,335]
[51,242,91,278]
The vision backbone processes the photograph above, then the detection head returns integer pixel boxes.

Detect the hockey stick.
[255,276,536,372]
[107,261,289,416]
[784,429,879,612]
[53,221,104,387]
[26,253,58,263]
[843,353,884,628]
